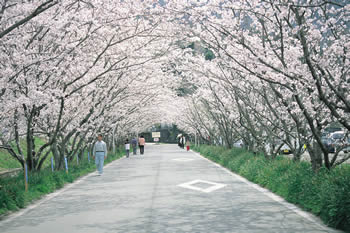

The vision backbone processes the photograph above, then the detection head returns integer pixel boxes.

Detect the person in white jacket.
[125,139,130,158]
[93,134,107,175]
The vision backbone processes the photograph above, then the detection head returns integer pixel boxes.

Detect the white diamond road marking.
[178,179,227,193]
[172,158,195,162]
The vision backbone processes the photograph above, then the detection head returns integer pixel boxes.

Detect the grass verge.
[0,147,125,218]
[0,137,56,171]
[192,144,350,232]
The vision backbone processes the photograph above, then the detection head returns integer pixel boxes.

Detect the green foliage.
[0,147,124,217]
[0,137,55,171]
[192,144,350,232]
[204,48,215,60]
[187,42,195,50]
[0,149,21,171]
[318,165,350,231]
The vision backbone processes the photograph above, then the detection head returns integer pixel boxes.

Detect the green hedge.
[0,147,125,217]
[192,144,350,232]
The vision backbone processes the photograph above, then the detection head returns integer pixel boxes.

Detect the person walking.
[178,134,183,148]
[93,134,107,176]
[180,136,185,149]
[138,135,145,155]
[186,140,190,151]
[131,137,138,155]
[125,139,130,158]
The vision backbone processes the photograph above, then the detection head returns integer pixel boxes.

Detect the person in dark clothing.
[131,137,138,155]
[180,136,185,149]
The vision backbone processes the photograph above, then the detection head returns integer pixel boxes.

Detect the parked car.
[322,131,348,153]
[325,127,343,134]
[342,138,350,153]
[280,144,292,154]
[233,139,244,148]
[330,131,345,140]
[331,131,346,150]
[321,136,336,153]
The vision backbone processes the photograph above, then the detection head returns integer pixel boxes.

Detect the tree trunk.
[52,142,61,170]
[308,141,323,172]
[26,112,34,171]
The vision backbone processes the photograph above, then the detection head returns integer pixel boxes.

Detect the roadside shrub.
[227,152,250,173]
[239,156,264,182]
[318,165,350,231]
[192,144,350,232]
[0,184,18,211]
[52,172,65,189]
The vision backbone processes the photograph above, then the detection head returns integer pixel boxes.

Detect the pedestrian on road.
[181,136,185,149]
[125,139,130,158]
[186,140,190,151]
[131,137,138,155]
[139,135,145,155]
[178,134,183,148]
[93,134,107,176]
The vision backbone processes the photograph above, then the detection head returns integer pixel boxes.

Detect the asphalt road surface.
[0,144,343,233]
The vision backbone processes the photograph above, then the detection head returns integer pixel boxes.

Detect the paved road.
[0,144,342,233]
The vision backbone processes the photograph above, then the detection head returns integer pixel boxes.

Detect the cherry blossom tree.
[162,0,349,171]
[0,0,181,171]
[1,0,348,172]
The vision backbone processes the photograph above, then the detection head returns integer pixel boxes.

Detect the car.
[330,131,346,151]
[330,131,345,140]
[269,139,293,154]
[342,138,350,153]
[321,136,336,153]
[324,127,343,134]
[233,139,244,148]
[323,131,348,153]
[280,144,292,154]
[343,147,350,153]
